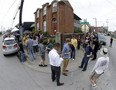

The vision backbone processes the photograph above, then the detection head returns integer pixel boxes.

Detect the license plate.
[8,46,12,49]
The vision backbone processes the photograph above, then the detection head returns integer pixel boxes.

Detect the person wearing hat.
[89,47,109,87]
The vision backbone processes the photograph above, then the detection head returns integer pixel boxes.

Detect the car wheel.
[3,54,6,56]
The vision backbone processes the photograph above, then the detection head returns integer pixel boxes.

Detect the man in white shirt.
[90,48,109,87]
[48,43,64,86]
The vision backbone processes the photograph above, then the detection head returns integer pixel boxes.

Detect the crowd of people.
[18,32,110,87]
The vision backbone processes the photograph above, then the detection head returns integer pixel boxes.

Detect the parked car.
[2,37,19,56]
[97,32,106,46]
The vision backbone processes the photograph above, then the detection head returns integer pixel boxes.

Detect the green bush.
[74,28,83,34]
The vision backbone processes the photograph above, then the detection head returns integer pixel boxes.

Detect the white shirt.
[92,56,109,74]
[48,48,63,67]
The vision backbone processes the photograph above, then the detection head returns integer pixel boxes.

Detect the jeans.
[20,51,25,63]
[80,56,89,70]
[71,49,75,59]
[28,47,35,61]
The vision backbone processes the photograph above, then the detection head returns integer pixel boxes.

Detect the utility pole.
[106,19,109,31]
[19,0,24,41]
[93,18,97,32]
[93,18,97,27]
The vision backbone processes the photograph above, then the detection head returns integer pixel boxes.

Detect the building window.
[37,22,39,31]
[37,10,39,18]
[43,21,46,32]
[52,2,57,12]
[52,18,57,34]
[43,6,47,15]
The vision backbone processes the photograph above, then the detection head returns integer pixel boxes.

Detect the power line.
[105,0,116,7]
[0,0,18,24]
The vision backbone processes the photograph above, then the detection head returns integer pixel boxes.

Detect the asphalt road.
[0,35,116,90]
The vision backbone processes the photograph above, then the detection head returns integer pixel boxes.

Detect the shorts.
[41,54,45,61]
[91,71,103,79]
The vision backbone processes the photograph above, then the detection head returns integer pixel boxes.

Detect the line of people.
[19,32,109,87]
[48,34,109,87]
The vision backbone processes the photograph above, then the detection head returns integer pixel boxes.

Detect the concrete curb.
[19,50,84,73]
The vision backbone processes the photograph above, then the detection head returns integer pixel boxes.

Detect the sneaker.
[62,73,68,76]
[78,66,82,68]
[92,84,97,87]
[65,70,69,72]
[72,59,75,60]
[42,65,47,67]
[82,69,86,71]
[57,83,64,86]
[39,64,43,67]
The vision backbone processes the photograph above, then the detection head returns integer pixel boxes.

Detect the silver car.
[97,32,106,45]
[2,37,19,56]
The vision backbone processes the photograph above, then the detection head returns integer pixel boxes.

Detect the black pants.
[51,66,61,85]
[78,41,81,50]
[92,50,97,60]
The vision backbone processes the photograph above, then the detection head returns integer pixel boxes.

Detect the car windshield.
[4,39,16,45]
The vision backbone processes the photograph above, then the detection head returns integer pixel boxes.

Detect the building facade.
[34,0,74,35]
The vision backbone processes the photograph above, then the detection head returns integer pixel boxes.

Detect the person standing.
[26,35,36,61]
[48,43,64,86]
[19,41,26,63]
[32,36,39,54]
[91,38,100,60]
[38,40,47,67]
[90,48,109,87]
[71,35,77,60]
[110,37,113,47]
[62,38,71,76]
[79,41,93,71]
[69,42,75,60]
[77,35,81,50]
[47,39,53,53]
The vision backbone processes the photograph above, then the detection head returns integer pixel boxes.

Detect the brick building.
[34,0,76,35]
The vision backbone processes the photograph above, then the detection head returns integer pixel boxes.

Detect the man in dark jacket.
[91,38,100,60]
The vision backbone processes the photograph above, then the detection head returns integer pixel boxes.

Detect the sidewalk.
[23,49,84,73]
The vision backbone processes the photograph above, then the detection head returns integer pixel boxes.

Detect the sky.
[0,0,116,31]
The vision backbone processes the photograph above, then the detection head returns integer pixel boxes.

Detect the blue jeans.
[71,49,75,59]
[28,47,35,61]
[80,56,89,70]
[20,51,25,63]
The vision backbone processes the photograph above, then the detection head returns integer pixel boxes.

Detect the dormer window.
[52,2,57,12]
[43,6,47,15]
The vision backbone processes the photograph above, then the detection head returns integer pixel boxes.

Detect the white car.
[2,37,19,56]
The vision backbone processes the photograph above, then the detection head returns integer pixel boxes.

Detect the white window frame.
[43,6,47,15]
[37,10,39,18]
[52,2,57,12]
[43,21,47,32]
[37,22,39,31]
